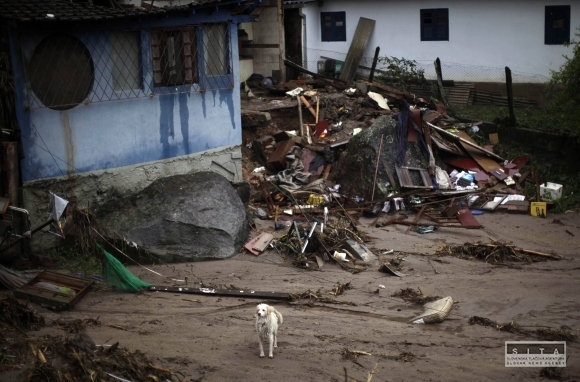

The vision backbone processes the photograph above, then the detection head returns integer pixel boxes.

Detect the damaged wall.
[301,0,579,80]
[240,0,285,81]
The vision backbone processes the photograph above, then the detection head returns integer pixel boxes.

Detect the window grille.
[20,22,235,110]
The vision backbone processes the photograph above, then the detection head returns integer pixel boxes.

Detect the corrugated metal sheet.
[339,17,375,84]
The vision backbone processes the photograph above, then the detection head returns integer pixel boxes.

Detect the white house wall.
[302,0,579,81]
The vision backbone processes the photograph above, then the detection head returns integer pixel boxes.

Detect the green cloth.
[101,248,151,293]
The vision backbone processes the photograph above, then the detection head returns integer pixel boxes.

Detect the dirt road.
[10,211,580,381]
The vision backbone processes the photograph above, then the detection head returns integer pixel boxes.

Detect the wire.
[29,122,67,178]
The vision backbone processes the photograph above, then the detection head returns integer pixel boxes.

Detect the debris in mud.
[341,348,372,367]
[329,281,352,296]
[289,288,357,306]
[19,334,178,382]
[437,241,561,264]
[391,288,441,305]
[0,297,45,333]
[469,316,521,333]
[410,296,454,324]
[52,317,101,333]
[384,351,417,362]
[540,366,565,380]
[469,316,576,341]
[0,297,181,381]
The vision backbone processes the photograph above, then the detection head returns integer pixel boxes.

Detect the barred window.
[110,31,141,91]
[204,24,228,76]
[151,27,197,87]
[200,23,233,90]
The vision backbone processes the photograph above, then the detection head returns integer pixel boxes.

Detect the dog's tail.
[274,310,283,325]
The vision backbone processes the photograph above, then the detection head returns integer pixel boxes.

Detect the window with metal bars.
[151,27,197,87]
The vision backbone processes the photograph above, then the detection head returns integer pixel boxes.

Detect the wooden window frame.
[321,11,346,42]
[545,5,570,45]
[420,8,449,42]
[150,27,198,88]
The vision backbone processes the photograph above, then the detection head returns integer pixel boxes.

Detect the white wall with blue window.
[11,12,243,184]
[301,0,579,80]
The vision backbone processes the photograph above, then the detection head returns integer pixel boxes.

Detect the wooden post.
[371,135,384,201]
[505,66,516,126]
[434,58,449,108]
[297,96,304,137]
[2,142,18,206]
[368,46,380,82]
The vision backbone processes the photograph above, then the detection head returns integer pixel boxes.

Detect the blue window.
[545,5,570,45]
[321,12,346,42]
[420,8,448,41]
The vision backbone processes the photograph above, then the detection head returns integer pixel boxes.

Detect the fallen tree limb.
[473,244,561,260]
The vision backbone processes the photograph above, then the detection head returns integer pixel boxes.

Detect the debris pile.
[0,297,181,381]
[242,74,559,269]
[469,316,576,342]
[390,288,440,305]
[437,241,561,264]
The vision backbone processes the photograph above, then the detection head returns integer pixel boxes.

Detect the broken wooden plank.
[300,96,317,118]
[456,207,482,228]
[427,122,504,162]
[339,17,376,84]
[149,286,291,300]
[252,233,274,253]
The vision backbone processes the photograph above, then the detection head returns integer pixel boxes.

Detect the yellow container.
[530,202,547,218]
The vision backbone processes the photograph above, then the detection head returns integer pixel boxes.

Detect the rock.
[241,110,271,128]
[96,172,248,263]
[336,115,429,199]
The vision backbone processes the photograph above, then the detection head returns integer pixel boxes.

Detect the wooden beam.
[300,96,317,118]
[149,286,291,300]
[426,122,504,162]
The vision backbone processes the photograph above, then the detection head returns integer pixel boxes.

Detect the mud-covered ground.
[3,211,579,382]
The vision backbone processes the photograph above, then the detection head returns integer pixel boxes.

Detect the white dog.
[255,303,283,358]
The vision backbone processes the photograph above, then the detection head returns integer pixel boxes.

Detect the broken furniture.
[14,270,94,311]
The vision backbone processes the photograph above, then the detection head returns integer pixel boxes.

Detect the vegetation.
[548,27,580,134]
[47,242,102,276]
[375,56,428,91]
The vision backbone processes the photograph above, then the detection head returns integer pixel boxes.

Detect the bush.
[548,27,580,134]
[375,56,428,91]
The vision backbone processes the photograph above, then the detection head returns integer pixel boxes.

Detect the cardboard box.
[540,182,563,201]
[530,202,547,218]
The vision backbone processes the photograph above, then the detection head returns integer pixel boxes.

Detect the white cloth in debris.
[48,192,69,238]
[435,166,453,189]
[277,146,311,190]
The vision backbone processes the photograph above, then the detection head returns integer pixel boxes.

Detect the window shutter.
[150,31,163,87]
[182,28,195,84]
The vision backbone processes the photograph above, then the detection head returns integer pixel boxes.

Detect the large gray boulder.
[96,172,248,262]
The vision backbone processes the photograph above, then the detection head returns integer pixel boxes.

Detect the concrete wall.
[240,0,285,81]
[301,0,579,80]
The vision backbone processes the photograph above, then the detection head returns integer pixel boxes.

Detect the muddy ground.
[3,210,579,382]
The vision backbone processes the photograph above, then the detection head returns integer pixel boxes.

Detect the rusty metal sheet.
[456,207,481,228]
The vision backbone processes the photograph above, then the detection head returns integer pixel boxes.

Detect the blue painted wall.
[11,12,243,182]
